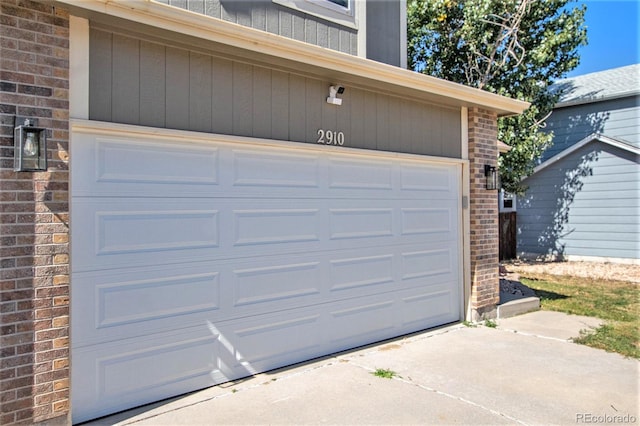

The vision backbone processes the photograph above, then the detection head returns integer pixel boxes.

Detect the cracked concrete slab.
[84,311,638,425]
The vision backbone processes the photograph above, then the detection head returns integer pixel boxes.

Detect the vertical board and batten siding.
[518,141,640,260]
[88,27,462,158]
[156,0,357,55]
[543,96,640,160]
[366,0,401,67]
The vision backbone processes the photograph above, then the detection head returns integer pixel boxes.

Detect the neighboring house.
[518,64,640,264]
[0,1,527,424]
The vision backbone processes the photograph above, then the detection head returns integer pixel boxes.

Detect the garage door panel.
[329,254,394,292]
[401,207,452,235]
[71,263,223,348]
[226,313,323,370]
[231,148,321,188]
[94,272,220,330]
[97,210,219,254]
[400,162,456,193]
[327,300,396,347]
[72,326,222,424]
[73,132,459,201]
[401,289,458,327]
[401,248,455,281]
[233,208,321,246]
[74,241,457,348]
[73,198,458,272]
[71,198,221,272]
[327,157,394,190]
[72,134,221,198]
[328,207,393,239]
[232,261,322,307]
[71,125,463,423]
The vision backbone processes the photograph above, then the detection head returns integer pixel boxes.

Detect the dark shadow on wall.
[519,143,601,260]
[533,147,600,259]
[518,85,615,258]
[542,105,610,162]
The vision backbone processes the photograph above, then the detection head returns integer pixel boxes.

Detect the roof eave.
[56,0,529,117]
[555,90,640,109]
[524,133,640,179]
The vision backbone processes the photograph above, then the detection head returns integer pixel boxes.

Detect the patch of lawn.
[372,368,397,379]
[520,273,639,359]
[484,319,497,328]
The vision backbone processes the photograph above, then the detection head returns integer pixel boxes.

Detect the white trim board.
[69,15,89,120]
[70,119,469,167]
[527,133,640,177]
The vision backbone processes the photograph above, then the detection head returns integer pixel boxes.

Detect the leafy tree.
[408,0,587,194]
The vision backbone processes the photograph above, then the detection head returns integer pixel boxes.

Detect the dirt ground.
[503,260,640,283]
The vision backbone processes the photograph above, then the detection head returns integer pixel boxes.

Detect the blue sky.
[566,0,640,77]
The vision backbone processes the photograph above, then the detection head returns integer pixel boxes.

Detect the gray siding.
[543,96,640,161]
[157,0,357,55]
[518,141,640,260]
[366,0,401,67]
[88,27,462,158]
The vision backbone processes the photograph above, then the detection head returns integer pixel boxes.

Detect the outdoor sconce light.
[14,119,47,172]
[484,165,498,190]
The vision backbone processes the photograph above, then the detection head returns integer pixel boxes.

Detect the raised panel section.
[233,209,320,245]
[329,301,395,345]
[96,210,218,255]
[328,158,393,190]
[401,249,452,280]
[96,139,219,185]
[401,291,454,326]
[401,208,451,235]
[232,314,322,366]
[96,273,220,328]
[329,208,393,239]
[99,336,219,397]
[330,255,394,291]
[233,262,321,306]
[72,326,224,423]
[401,164,453,192]
[232,149,320,188]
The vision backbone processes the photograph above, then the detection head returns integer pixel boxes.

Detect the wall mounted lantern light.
[484,165,498,190]
[14,119,47,172]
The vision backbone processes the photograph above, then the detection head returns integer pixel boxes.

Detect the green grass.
[372,368,397,379]
[484,319,497,328]
[520,273,639,359]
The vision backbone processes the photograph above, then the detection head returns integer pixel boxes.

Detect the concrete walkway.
[85,311,638,425]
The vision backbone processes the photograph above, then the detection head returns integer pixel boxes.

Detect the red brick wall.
[0,1,70,424]
[467,107,500,320]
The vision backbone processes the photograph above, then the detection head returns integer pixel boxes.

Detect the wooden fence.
[499,212,517,260]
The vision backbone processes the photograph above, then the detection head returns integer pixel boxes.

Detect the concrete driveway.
[85,311,639,425]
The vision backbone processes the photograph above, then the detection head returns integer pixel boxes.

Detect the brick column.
[0,1,70,424]
[467,107,499,320]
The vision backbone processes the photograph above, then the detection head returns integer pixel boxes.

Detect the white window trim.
[273,0,358,30]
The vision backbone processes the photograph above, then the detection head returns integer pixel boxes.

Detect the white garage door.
[70,123,462,423]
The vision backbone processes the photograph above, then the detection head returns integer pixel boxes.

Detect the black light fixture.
[14,119,47,172]
[484,165,498,190]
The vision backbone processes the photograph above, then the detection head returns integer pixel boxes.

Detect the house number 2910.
[317,129,345,146]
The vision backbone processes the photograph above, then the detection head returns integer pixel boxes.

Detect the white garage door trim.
[70,120,467,423]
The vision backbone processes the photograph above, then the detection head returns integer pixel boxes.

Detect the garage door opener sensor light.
[327,85,345,105]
